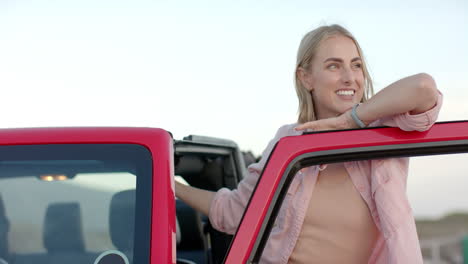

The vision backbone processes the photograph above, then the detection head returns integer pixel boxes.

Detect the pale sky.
[0,0,467,218]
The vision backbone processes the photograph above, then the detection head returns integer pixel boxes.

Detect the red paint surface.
[225,121,468,263]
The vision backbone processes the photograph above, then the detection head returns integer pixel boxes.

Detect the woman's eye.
[327,64,338,69]
[352,63,362,69]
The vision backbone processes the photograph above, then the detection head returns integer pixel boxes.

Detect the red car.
[0,122,466,264]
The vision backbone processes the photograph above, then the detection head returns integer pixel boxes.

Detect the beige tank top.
[288,164,379,264]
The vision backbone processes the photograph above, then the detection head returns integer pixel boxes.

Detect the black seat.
[176,199,207,264]
[15,202,93,264]
[43,202,85,253]
[110,190,181,264]
[43,202,95,264]
[0,195,10,262]
[109,190,136,263]
[109,190,135,253]
[110,189,193,264]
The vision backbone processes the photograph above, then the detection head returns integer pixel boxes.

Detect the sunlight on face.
[309,35,365,119]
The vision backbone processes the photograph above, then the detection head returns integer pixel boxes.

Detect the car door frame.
[0,127,174,264]
[223,121,468,264]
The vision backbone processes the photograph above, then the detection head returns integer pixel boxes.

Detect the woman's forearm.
[175,181,216,216]
[356,73,439,126]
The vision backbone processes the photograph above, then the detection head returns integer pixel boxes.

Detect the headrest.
[198,159,224,191]
[43,202,85,252]
[109,190,135,251]
[180,158,224,192]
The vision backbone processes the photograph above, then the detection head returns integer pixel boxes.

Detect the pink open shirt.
[209,92,443,263]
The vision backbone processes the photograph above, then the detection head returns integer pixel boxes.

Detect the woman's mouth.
[336,89,355,100]
[336,89,355,96]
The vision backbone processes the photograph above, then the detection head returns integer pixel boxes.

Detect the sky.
[0,0,467,218]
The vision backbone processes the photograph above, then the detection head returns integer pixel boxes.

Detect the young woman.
[176,24,442,263]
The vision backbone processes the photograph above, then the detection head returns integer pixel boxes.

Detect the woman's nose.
[341,67,355,85]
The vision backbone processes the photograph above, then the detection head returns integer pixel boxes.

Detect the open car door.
[224,121,468,263]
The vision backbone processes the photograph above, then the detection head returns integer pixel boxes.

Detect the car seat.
[111,189,191,264]
[109,190,135,263]
[0,194,10,262]
[176,199,208,263]
[43,202,85,253]
[42,202,94,264]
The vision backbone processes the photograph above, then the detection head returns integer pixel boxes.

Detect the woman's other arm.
[175,181,215,216]
[356,73,439,126]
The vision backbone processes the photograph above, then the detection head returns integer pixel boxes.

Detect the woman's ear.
[297,67,314,92]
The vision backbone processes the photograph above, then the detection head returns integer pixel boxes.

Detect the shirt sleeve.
[374,91,443,131]
[208,124,297,234]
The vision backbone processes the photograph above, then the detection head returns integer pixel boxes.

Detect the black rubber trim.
[301,120,468,135]
[247,139,468,263]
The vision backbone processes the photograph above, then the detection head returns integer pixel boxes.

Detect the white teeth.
[336,90,354,96]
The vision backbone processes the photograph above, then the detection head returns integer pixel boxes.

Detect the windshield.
[0,144,152,264]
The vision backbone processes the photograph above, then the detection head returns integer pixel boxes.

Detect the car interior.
[174,136,253,264]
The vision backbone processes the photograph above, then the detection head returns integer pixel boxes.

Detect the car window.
[0,172,135,253]
[0,144,152,264]
[259,152,468,263]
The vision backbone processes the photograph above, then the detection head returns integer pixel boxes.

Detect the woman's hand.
[295,108,360,132]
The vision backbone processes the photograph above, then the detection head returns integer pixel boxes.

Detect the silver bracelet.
[351,104,366,128]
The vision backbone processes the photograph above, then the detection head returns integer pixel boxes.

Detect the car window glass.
[268,153,468,263]
[0,172,135,254]
[0,144,152,264]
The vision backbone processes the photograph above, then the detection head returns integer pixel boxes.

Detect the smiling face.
[299,34,365,120]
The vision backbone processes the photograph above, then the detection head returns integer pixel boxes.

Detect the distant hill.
[416,212,468,239]
[416,212,468,262]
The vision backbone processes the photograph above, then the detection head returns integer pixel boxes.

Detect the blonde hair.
[295,24,374,123]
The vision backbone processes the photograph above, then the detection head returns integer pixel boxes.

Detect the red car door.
[224,121,468,263]
[0,127,175,264]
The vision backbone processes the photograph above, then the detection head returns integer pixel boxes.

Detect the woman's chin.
[336,104,355,114]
